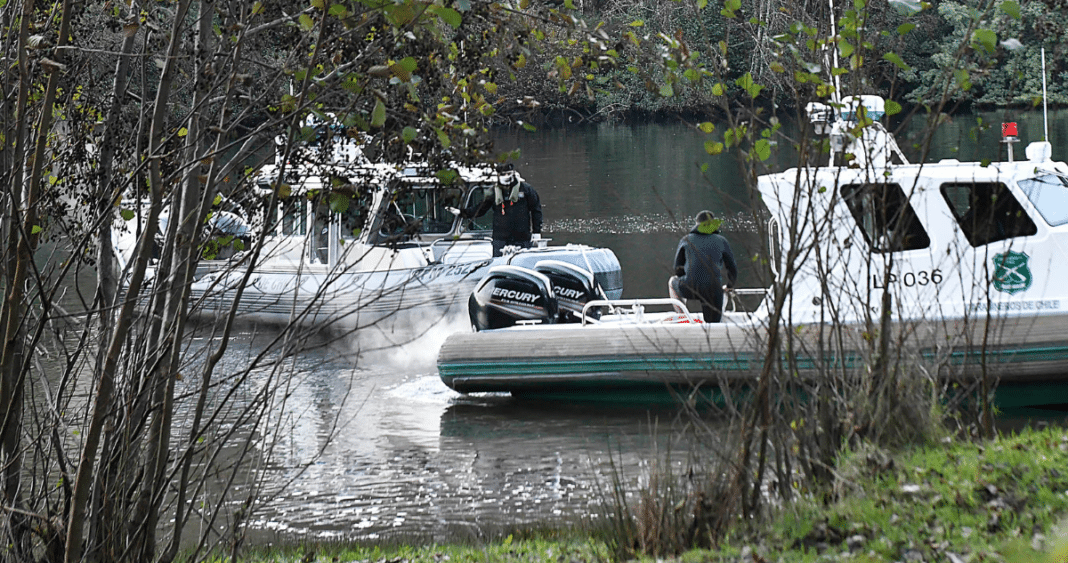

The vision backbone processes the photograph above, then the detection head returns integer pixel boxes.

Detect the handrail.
[580,298,695,325]
[724,287,771,314]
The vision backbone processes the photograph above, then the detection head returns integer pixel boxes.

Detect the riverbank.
[235,423,1068,563]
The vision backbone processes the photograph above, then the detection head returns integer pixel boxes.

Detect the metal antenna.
[828,0,842,106]
[1042,47,1049,143]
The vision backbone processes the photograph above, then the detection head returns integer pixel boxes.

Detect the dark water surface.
[233,110,1068,542]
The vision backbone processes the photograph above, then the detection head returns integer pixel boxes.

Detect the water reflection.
[242,368,695,542]
[224,320,726,543]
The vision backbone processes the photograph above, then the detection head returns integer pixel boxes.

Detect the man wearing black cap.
[465,165,543,257]
[669,210,738,322]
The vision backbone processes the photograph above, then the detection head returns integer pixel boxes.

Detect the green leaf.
[371,100,386,127]
[429,6,462,28]
[897,23,916,35]
[754,138,771,161]
[711,83,725,96]
[704,140,724,155]
[120,209,135,221]
[390,59,414,82]
[999,0,1021,19]
[328,3,349,17]
[329,192,350,213]
[839,41,854,58]
[436,169,460,185]
[521,122,537,132]
[628,20,644,27]
[31,225,42,235]
[954,68,972,90]
[698,122,715,133]
[972,29,997,54]
[697,0,708,7]
[298,13,314,31]
[402,126,418,144]
[882,52,911,71]
[435,128,451,148]
[658,83,674,97]
[885,100,902,116]
[735,72,764,98]
[178,127,188,137]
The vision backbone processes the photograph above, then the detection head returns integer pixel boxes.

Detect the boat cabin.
[758,97,1068,324]
[251,161,505,272]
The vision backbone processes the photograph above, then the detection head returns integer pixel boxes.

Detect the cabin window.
[1017,174,1068,227]
[940,182,1037,246]
[392,185,464,235]
[463,186,494,232]
[840,183,931,252]
[280,198,307,236]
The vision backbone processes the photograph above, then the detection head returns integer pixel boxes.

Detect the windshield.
[1018,174,1068,227]
[393,183,463,234]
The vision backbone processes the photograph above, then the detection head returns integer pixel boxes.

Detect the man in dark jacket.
[669,210,738,322]
[466,166,543,257]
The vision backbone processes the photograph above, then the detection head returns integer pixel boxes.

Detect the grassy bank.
[232,425,1068,563]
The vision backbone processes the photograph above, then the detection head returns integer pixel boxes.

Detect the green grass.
[229,534,610,563]
[216,427,1068,563]
[747,426,1068,562]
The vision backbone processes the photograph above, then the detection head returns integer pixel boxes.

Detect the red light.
[1002,122,1018,137]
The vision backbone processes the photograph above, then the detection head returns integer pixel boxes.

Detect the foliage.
[492,0,1066,120]
[0,1,576,562]
[905,0,1068,108]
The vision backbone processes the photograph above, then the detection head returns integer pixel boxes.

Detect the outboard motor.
[533,260,602,323]
[469,266,558,331]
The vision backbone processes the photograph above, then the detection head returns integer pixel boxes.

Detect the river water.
[199,109,1068,543]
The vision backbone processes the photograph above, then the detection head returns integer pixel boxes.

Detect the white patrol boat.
[113,134,622,333]
[437,96,1068,408]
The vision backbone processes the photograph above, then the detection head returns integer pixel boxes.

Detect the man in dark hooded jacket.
[466,166,543,257]
[669,210,738,322]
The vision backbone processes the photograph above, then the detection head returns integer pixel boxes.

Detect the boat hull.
[436,313,1068,407]
[175,245,622,332]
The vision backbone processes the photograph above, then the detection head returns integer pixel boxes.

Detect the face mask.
[494,173,520,205]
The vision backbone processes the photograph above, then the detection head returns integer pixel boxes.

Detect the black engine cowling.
[533,260,603,323]
[469,266,558,331]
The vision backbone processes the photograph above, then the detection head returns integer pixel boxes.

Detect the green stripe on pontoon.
[439,342,1068,378]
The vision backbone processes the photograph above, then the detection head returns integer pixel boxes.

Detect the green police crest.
[992,250,1032,295]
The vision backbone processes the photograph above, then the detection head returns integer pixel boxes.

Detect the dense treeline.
[499,0,1068,122]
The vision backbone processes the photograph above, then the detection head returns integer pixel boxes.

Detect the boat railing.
[581,298,697,325]
[724,287,771,314]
